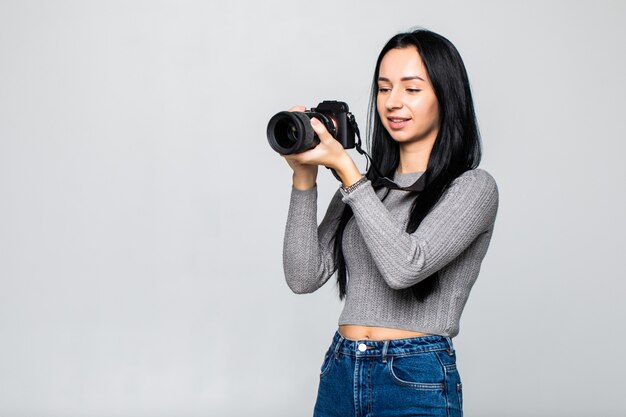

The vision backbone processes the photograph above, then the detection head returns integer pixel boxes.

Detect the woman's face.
[377,46,440,147]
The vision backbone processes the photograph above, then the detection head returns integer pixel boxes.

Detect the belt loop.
[333,334,344,359]
[445,336,454,355]
[381,340,390,363]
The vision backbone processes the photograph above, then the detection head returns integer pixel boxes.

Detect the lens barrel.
[266,111,318,155]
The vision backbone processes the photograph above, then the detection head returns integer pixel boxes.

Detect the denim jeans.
[313,331,463,417]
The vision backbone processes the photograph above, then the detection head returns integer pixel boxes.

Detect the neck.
[397,138,435,174]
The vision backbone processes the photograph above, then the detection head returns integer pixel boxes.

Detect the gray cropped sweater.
[283,169,499,337]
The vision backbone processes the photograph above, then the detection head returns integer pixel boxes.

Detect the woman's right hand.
[282,105,318,190]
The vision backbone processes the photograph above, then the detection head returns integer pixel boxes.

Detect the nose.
[385,88,403,111]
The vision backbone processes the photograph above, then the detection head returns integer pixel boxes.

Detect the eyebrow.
[378,76,425,82]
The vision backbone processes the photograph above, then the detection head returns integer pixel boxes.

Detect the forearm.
[341,170,499,289]
[333,153,363,189]
[292,170,317,191]
[283,186,343,293]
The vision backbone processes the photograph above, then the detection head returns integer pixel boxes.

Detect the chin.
[388,132,414,143]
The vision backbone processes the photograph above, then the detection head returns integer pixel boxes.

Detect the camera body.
[267,100,357,155]
[309,101,356,150]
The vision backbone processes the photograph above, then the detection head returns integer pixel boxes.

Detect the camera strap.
[345,114,426,193]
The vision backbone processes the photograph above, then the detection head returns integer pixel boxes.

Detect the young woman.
[280,29,499,417]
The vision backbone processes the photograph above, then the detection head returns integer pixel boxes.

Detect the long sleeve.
[341,169,499,290]
[283,186,345,294]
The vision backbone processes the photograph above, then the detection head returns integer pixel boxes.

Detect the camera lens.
[274,118,299,148]
[267,111,317,154]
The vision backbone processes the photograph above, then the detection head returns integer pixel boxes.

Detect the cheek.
[421,96,440,127]
[376,98,388,125]
[376,96,385,116]
[429,100,441,127]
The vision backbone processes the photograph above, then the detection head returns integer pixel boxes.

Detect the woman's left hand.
[284,117,363,187]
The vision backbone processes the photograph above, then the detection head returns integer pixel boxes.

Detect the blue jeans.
[313,331,463,417]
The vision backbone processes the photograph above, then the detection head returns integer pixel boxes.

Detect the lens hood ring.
[267,111,316,154]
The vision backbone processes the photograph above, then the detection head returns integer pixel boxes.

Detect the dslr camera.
[266,100,356,155]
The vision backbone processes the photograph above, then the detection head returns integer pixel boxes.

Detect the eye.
[378,87,391,93]
[406,88,421,93]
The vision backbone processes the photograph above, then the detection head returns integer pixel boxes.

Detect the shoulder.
[442,169,499,216]
[452,168,498,195]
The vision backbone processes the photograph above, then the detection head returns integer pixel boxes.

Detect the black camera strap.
[347,113,381,177]
[342,114,426,193]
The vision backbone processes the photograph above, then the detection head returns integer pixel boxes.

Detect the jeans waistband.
[329,330,454,360]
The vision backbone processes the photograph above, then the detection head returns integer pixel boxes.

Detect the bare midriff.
[339,324,429,341]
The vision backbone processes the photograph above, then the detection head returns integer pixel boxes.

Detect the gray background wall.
[1,1,625,416]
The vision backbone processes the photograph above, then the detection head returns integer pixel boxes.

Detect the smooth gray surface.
[1,1,624,416]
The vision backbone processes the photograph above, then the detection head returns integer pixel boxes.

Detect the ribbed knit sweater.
[283,168,499,337]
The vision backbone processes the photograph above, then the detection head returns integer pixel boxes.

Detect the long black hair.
[334,29,482,301]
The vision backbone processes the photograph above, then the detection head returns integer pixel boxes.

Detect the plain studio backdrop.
[1,1,625,416]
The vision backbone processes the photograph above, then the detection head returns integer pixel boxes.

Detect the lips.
[387,116,411,130]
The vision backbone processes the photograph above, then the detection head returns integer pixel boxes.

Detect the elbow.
[385,278,411,291]
[379,252,431,290]
[378,239,432,290]
[381,267,432,290]
[384,275,422,290]
[283,265,320,294]
[285,278,315,294]
[283,256,332,294]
